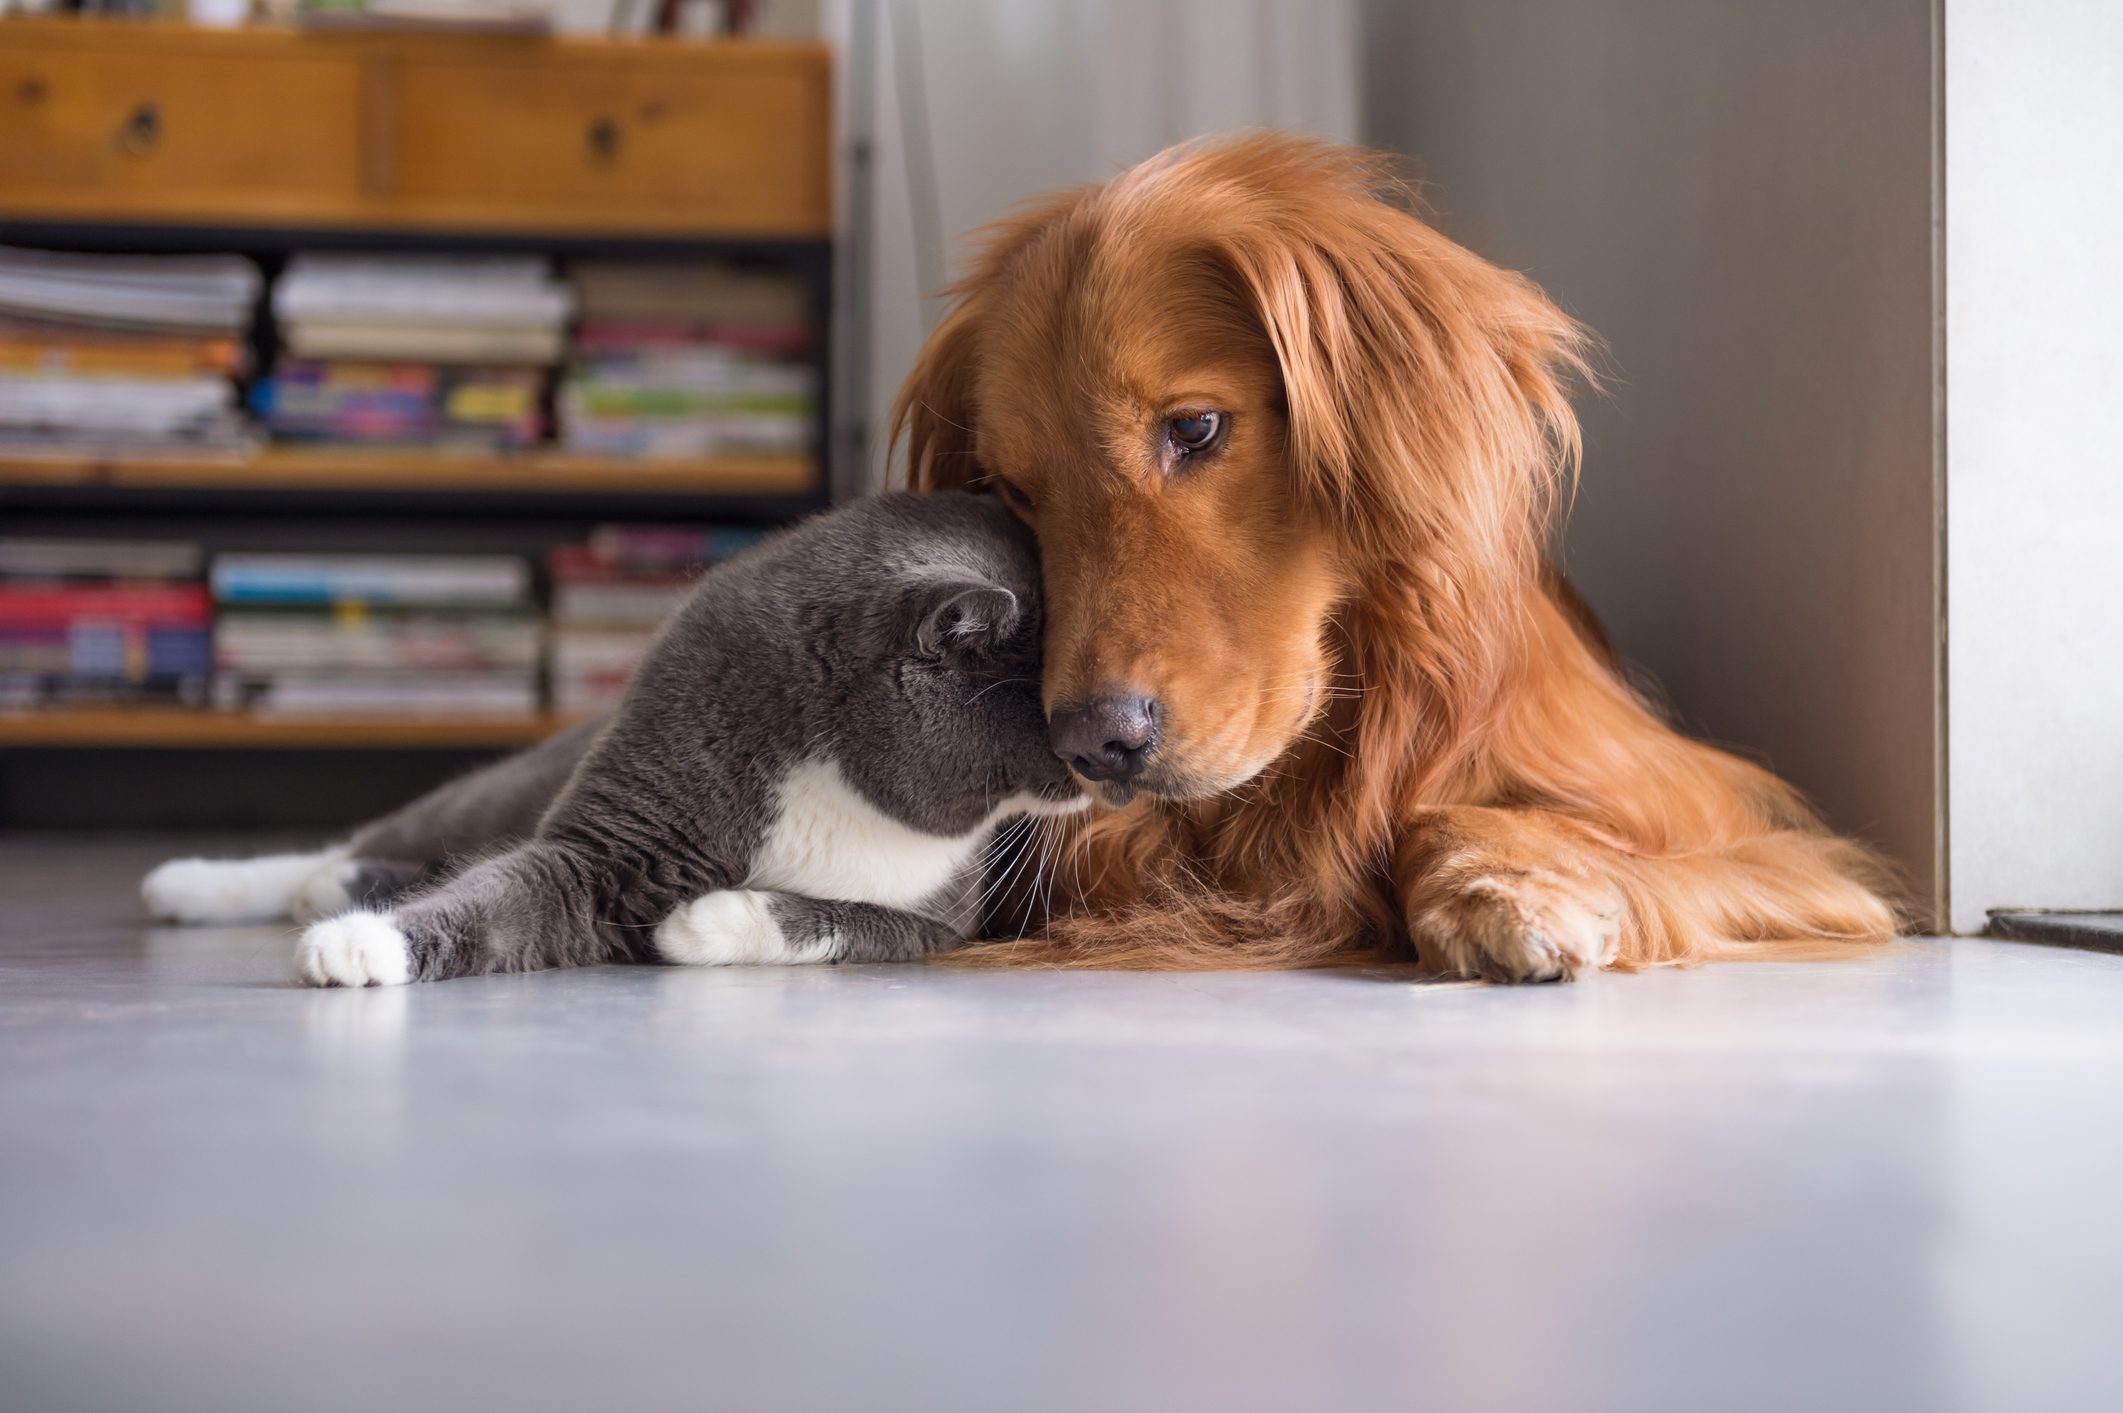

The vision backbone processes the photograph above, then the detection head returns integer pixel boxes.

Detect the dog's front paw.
[655,890,832,965]
[295,912,413,988]
[1412,869,1624,983]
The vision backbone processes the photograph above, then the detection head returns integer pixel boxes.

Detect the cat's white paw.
[289,860,361,925]
[656,889,830,965]
[143,848,346,924]
[141,858,234,922]
[295,912,412,988]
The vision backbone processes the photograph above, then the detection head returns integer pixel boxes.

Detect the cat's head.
[821,493,1085,838]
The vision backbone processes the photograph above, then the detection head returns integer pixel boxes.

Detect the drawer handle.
[114,102,161,157]
[587,117,622,163]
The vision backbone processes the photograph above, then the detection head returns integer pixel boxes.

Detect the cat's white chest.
[744,758,983,910]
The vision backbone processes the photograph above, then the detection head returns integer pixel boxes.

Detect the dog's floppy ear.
[907,574,1021,661]
[890,301,983,492]
[1205,141,1593,569]
[891,186,1093,494]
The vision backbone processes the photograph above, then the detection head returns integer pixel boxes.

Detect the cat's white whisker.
[1013,819,1063,937]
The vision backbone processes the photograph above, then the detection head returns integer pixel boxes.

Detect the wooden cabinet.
[0,21,831,235]
[386,50,830,234]
[0,46,363,222]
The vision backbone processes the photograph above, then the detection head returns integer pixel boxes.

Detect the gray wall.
[1362,0,1942,920]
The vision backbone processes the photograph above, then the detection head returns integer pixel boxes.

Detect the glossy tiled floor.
[4,834,2122,1413]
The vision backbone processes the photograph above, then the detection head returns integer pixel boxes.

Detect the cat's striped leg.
[653,891,964,966]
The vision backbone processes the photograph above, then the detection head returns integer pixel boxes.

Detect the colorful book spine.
[210,555,530,607]
[253,361,544,449]
[0,578,212,701]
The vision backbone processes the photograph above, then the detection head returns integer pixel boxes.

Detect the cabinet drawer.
[386,54,830,236]
[0,47,363,223]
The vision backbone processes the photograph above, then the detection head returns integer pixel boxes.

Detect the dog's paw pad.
[295,912,412,988]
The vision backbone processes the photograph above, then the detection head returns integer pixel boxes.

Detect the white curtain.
[824,0,1362,491]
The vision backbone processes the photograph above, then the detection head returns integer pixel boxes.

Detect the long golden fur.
[894,135,1899,979]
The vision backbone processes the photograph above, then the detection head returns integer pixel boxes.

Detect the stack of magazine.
[0,538,212,709]
[210,552,541,717]
[0,248,260,455]
[254,255,571,450]
[558,262,812,459]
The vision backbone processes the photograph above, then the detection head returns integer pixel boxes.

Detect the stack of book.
[547,523,764,715]
[210,553,541,718]
[0,538,212,709]
[558,262,812,460]
[254,255,570,450]
[0,248,259,455]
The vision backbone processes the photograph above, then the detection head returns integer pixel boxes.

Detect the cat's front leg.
[653,891,963,966]
[295,841,620,986]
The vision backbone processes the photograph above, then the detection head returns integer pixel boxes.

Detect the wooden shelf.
[0,446,818,498]
[0,707,580,749]
[0,19,833,238]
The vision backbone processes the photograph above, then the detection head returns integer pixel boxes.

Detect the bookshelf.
[0,19,835,827]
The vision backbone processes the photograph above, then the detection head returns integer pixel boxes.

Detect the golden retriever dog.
[894,134,1899,980]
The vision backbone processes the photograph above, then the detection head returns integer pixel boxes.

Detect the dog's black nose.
[1049,696,1158,782]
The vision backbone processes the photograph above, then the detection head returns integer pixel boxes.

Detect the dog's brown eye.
[990,477,1034,513]
[1169,412,1224,454]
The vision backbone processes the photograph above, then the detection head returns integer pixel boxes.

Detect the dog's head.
[895,136,1590,805]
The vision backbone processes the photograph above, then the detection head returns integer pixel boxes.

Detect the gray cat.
[141,493,1084,985]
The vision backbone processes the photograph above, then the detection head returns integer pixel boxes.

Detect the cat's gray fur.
[142,493,1079,984]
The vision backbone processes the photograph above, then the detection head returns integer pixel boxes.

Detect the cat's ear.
[911,577,1020,661]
